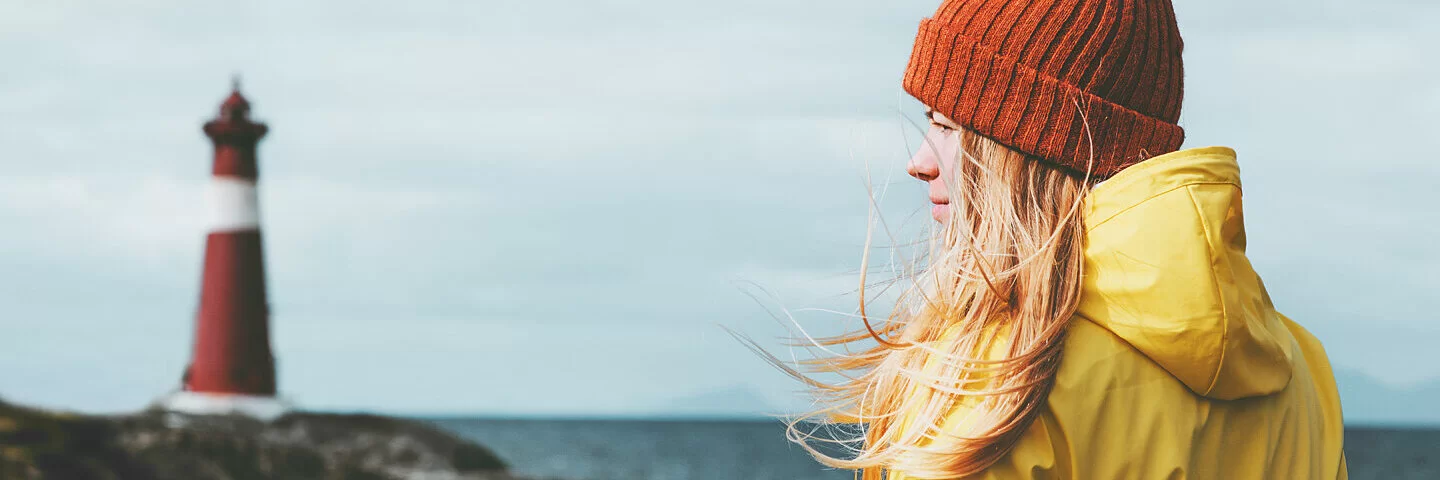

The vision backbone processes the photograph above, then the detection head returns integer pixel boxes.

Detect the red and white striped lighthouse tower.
[161,78,285,419]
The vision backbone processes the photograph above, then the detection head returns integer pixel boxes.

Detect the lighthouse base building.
[155,80,289,421]
[157,391,290,420]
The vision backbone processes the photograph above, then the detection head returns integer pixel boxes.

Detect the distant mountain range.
[1334,369,1440,426]
[656,385,788,420]
[657,372,1440,426]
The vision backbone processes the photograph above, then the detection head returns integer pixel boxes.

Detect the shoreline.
[0,397,546,480]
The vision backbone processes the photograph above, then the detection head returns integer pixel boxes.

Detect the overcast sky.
[1,0,1436,420]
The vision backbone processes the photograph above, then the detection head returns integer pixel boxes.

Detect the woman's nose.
[907,146,940,182]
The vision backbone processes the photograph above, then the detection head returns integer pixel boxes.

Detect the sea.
[430,418,1440,480]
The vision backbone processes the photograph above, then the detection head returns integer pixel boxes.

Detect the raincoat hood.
[888,147,1347,480]
[1077,146,1297,400]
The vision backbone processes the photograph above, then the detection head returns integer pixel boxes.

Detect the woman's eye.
[925,110,954,132]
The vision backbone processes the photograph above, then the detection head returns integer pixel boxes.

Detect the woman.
[775,0,1348,478]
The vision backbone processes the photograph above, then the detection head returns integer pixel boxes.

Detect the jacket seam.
[1087,180,1240,231]
[1184,184,1230,396]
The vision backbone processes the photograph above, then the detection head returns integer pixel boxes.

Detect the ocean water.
[431,418,1439,480]
[433,418,852,480]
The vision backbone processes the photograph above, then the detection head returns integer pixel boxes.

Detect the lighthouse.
[159,78,286,419]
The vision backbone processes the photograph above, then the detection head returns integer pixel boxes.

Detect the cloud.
[0,0,1435,419]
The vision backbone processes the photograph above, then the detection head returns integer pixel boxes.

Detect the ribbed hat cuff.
[902,18,1185,179]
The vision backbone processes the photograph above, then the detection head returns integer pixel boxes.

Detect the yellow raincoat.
[891,147,1348,479]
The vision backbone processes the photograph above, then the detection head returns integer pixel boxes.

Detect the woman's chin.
[931,204,950,223]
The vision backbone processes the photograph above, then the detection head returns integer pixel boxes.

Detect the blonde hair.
[749,127,1091,478]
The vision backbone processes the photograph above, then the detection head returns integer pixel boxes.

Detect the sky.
[1,0,1436,422]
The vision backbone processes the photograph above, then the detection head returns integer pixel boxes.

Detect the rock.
[0,398,548,480]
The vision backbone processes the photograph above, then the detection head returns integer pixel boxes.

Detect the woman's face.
[908,110,964,223]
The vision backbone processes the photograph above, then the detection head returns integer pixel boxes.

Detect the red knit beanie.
[904,0,1185,179]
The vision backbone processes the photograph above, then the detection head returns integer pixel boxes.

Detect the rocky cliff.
[0,398,540,480]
